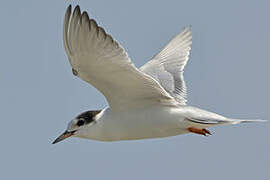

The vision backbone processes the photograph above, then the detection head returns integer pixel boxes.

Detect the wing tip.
[65,4,72,17]
[67,4,72,11]
[73,5,81,17]
[184,25,192,31]
[81,11,90,24]
[74,5,80,12]
[182,25,192,36]
[63,4,72,56]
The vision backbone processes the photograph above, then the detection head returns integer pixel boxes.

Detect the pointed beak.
[52,130,76,144]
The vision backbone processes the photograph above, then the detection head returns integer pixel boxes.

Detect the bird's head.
[52,110,102,144]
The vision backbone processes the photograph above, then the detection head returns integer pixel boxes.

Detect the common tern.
[53,5,265,144]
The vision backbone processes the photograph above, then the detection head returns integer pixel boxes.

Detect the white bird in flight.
[53,5,265,144]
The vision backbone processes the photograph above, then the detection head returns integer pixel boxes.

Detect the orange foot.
[188,127,212,136]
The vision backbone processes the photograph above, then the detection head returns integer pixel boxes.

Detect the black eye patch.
[77,119,85,126]
[76,110,101,125]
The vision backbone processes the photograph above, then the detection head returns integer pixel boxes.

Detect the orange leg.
[188,127,212,136]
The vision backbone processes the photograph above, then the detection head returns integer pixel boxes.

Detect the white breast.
[77,105,189,141]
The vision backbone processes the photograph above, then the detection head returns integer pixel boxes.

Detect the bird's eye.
[77,119,85,126]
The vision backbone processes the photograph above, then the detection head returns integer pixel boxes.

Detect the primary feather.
[63,5,176,111]
[140,27,192,105]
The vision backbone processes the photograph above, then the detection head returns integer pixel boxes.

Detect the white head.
[52,110,101,144]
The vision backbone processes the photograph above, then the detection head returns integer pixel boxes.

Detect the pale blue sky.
[0,0,269,179]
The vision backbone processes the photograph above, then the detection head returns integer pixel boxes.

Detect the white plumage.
[140,27,192,105]
[53,5,265,144]
[63,6,174,111]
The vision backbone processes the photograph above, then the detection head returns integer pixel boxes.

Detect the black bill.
[52,130,76,144]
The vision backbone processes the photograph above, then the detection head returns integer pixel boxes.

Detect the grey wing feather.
[140,27,192,105]
[62,5,175,111]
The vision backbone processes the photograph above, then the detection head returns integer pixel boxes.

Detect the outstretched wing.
[63,5,175,111]
[140,27,192,105]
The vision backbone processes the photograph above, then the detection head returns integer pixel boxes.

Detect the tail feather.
[187,117,267,125]
[228,119,267,125]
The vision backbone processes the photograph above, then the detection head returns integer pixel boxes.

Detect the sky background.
[0,0,269,179]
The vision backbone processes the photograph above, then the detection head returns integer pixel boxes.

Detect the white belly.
[81,105,191,141]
